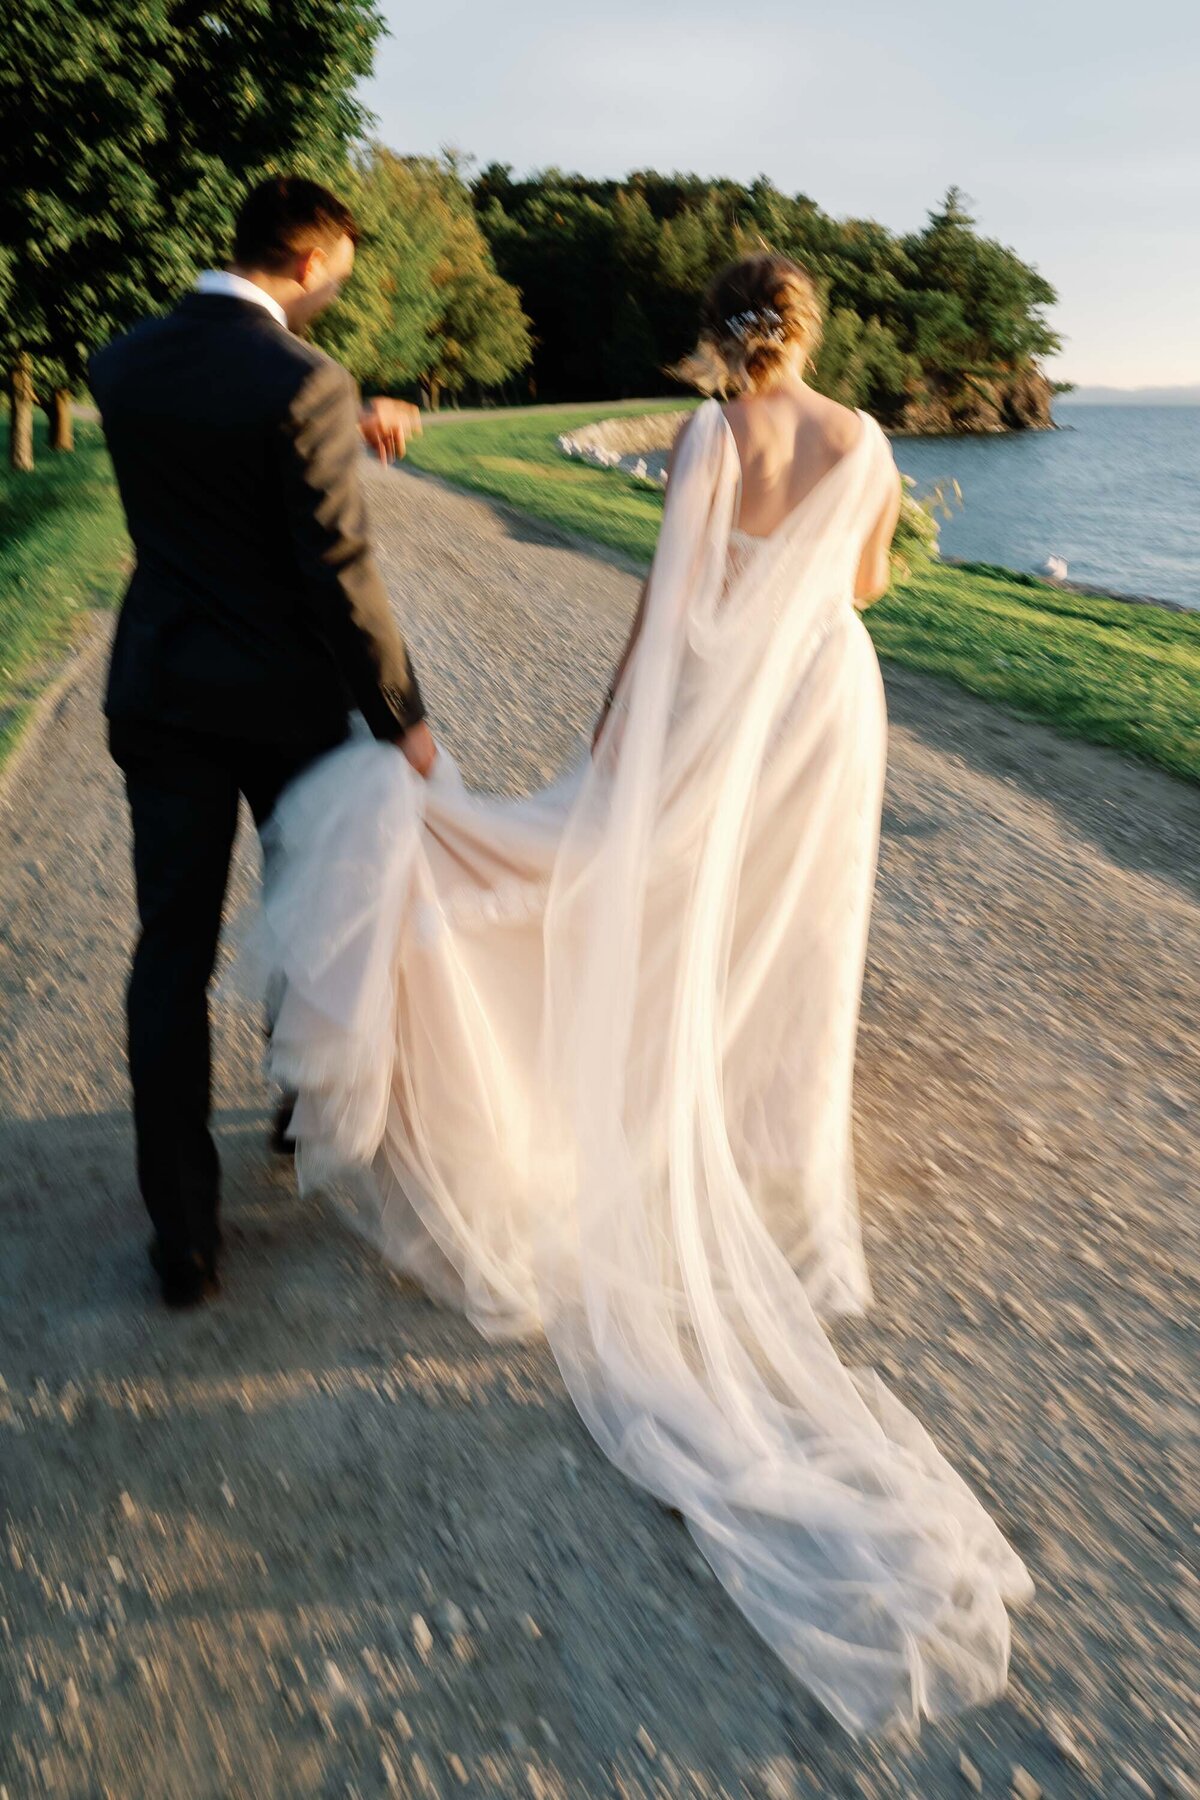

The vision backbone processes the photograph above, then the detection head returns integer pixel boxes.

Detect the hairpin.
[723,305,785,344]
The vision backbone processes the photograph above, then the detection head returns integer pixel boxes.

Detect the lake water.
[892,405,1200,610]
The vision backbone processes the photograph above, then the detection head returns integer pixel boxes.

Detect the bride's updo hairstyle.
[676,253,823,398]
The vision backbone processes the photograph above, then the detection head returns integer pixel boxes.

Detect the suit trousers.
[109,717,348,1258]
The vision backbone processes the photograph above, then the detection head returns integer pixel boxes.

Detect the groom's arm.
[280,357,426,740]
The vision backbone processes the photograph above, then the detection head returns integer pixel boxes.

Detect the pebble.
[759,1763,798,1800]
[636,1726,657,1762]
[96,1595,125,1636]
[434,1599,469,1643]
[500,1722,526,1752]
[446,1753,469,1784]
[1011,1769,1041,1800]
[519,1613,541,1641]
[958,1750,983,1792]
[1018,1130,1060,1167]
[392,1710,414,1742]
[410,1755,437,1797]
[1044,1708,1087,1768]
[410,1614,434,1663]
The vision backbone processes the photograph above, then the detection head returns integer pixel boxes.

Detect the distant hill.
[1057,385,1200,406]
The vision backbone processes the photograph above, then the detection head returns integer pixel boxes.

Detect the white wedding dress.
[258,399,1032,1735]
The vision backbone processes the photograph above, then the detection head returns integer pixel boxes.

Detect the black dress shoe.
[270,1093,298,1157]
[148,1239,220,1308]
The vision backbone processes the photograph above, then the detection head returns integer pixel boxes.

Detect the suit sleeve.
[280,358,425,738]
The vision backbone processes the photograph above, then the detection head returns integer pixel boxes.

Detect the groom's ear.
[295,245,330,291]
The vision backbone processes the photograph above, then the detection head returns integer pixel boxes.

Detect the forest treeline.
[1,0,1060,469]
[471,167,1061,431]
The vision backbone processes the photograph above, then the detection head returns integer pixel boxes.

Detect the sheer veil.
[260,398,1031,1735]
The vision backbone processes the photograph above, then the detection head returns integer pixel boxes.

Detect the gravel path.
[1,461,1197,1800]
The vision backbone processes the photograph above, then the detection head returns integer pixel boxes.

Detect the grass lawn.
[408,403,1200,784]
[869,563,1200,784]
[0,417,128,766]
[410,401,693,565]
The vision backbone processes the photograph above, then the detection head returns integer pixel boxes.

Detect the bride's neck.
[754,370,811,403]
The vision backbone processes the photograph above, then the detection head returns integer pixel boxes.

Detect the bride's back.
[675,252,898,596]
[722,384,864,539]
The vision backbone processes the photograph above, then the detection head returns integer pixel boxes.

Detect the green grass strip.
[1,418,129,767]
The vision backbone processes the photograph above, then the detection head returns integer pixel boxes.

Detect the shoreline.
[555,415,1192,617]
[939,557,1194,616]
[885,421,1061,440]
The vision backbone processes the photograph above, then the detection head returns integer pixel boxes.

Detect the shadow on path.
[882,662,1199,900]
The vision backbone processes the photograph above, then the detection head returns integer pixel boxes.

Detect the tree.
[314,150,531,408]
[0,0,180,467]
[0,0,385,469]
[481,184,617,400]
[811,309,918,413]
[472,169,1061,428]
[901,187,1060,379]
[421,180,531,407]
[314,150,444,390]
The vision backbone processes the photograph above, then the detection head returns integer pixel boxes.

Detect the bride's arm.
[854,471,903,607]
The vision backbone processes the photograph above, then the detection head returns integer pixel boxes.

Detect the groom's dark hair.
[234,176,360,275]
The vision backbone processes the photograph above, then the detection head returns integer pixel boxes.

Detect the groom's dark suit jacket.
[90,291,425,744]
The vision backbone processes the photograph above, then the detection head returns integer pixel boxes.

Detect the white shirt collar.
[194,270,289,330]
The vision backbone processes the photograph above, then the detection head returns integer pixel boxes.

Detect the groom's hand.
[359,397,421,464]
[396,721,438,778]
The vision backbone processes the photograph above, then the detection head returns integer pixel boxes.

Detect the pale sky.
[362,0,1199,389]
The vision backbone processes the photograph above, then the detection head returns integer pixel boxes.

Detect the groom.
[91,176,435,1307]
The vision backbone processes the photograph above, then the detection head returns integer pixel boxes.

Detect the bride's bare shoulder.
[804,390,866,449]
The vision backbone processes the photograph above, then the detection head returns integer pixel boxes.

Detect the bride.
[259,252,1032,1736]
